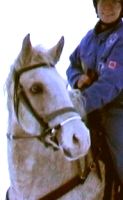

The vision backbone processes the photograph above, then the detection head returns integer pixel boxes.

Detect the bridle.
[6,63,93,200]
[7,63,81,147]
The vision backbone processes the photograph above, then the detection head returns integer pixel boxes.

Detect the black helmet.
[93,0,98,10]
[93,0,123,17]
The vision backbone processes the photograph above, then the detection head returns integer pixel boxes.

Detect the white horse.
[5,34,104,200]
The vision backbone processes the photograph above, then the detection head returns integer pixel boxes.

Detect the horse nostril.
[63,148,72,158]
[73,134,79,145]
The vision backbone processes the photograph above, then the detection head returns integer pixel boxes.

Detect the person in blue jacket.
[66,0,123,197]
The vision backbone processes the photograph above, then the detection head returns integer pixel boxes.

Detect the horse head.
[6,34,90,161]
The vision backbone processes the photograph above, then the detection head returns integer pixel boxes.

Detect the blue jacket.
[66,20,123,113]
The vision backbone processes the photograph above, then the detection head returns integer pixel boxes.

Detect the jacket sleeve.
[66,45,83,88]
[66,31,93,88]
[82,38,123,113]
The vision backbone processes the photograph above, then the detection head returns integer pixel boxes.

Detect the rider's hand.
[77,74,91,89]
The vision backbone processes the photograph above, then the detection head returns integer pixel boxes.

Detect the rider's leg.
[104,107,123,196]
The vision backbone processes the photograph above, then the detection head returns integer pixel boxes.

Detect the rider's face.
[97,0,122,23]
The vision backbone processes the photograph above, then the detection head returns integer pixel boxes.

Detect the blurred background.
[0,0,97,199]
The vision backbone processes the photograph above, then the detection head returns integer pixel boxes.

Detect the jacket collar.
[94,19,122,35]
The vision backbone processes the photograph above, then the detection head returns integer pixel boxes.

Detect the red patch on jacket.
[108,61,117,69]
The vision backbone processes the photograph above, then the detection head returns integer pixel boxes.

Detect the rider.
[66,0,123,198]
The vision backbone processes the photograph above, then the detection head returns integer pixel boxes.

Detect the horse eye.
[30,83,44,94]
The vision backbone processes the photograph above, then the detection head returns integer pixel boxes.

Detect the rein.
[37,158,92,200]
[38,175,84,200]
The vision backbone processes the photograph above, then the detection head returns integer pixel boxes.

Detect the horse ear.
[48,36,64,64]
[21,33,32,64]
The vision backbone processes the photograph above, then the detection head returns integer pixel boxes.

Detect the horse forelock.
[6,46,51,93]
[17,45,54,70]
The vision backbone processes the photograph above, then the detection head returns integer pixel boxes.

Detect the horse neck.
[7,128,78,199]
